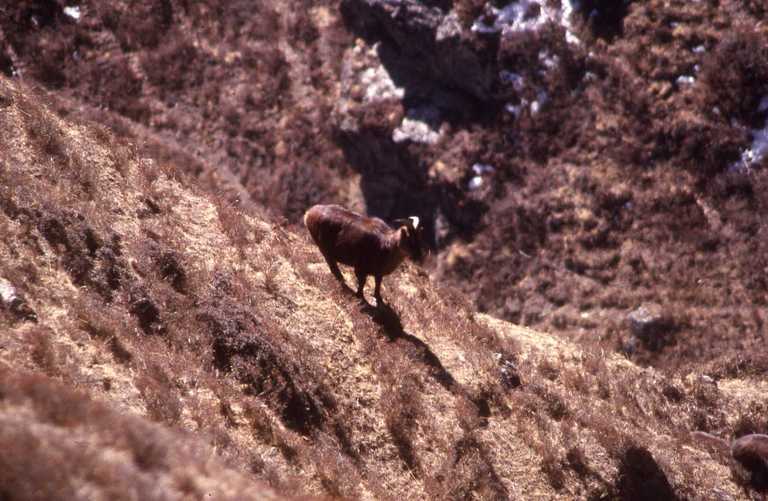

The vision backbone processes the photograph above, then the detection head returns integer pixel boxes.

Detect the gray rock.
[0,278,37,323]
[392,106,442,144]
[495,352,521,389]
[0,278,18,305]
[627,303,674,350]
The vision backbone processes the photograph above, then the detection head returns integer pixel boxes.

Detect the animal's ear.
[392,218,410,230]
[393,217,419,231]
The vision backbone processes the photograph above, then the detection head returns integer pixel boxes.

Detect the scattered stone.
[620,335,638,356]
[627,303,675,350]
[628,303,666,336]
[496,353,521,389]
[0,278,37,323]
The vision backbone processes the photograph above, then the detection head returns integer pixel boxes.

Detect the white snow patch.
[505,101,527,117]
[468,176,484,190]
[469,163,495,190]
[472,0,547,34]
[360,66,404,103]
[560,0,582,45]
[499,71,526,92]
[472,0,581,44]
[732,126,768,171]
[539,50,559,70]
[530,90,548,114]
[730,97,768,171]
[472,163,495,175]
[63,5,81,20]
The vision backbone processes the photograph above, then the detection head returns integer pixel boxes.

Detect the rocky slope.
[333,0,768,374]
[3,75,768,499]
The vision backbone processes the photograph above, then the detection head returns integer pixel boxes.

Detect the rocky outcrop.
[341,0,498,101]
[333,0,513,245]
[333,0,581,247]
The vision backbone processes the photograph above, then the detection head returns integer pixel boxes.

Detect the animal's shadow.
[360,301,457,393]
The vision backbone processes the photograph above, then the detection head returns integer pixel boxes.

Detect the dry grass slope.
[1,76,768,499]
[5,0,768,377]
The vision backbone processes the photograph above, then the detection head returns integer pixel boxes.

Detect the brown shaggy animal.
[304,204,423,304]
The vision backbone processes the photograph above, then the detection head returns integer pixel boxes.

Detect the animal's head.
[394,216,424,264]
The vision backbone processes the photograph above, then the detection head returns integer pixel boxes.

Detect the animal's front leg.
[355,269,367,298]
[321,251,345,283]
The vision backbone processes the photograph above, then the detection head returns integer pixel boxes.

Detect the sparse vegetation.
[0,70,765,499]
[2,0,768,498]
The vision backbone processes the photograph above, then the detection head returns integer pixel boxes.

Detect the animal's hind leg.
[374,275,383,305]
[355,269,367,298]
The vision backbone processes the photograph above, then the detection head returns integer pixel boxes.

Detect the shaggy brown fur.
[304,204,422,303]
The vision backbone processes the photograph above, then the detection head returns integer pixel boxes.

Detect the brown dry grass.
[2,74,768,499]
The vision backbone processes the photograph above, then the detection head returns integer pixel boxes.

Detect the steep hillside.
[3,0,768,374]
[1,0,354,218]
[3,76,768,499]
